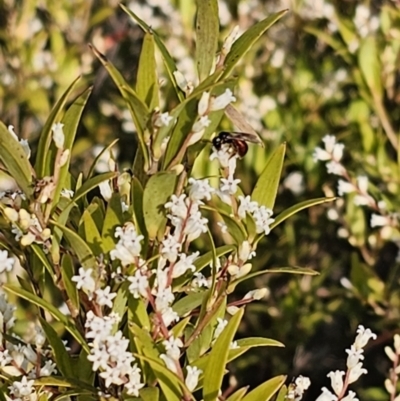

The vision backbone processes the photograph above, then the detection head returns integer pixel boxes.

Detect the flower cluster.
[384,334,400,401]
[85,311,144,395]
[314,325,377,401]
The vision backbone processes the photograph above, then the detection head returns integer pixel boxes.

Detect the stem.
[373,94,398,151]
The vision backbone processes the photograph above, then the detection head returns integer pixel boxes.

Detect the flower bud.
[4,207,19,222]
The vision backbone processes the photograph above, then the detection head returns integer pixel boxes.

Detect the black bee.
[212,131,262,158]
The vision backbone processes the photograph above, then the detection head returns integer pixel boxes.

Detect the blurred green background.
[1,0,400,399]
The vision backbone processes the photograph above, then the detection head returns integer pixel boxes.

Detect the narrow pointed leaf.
[36,76,81,178]
[120,4,184,101]
[241,375,286,401]
[136,32,159,109]
[226,387,249,401]
[4,285,89,353]
[0,121,32,197]
[101,193,124,253]
[252,143,286,209]
[143,172,176,240]
[203,308,244,401]
[222,10,288,79]
[195,0,219,81]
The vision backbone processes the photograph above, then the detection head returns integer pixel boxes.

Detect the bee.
[212,131,262,158]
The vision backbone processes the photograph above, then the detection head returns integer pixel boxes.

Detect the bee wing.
[225,104,264,147]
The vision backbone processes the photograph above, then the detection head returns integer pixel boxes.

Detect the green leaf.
[275,385,288,401]
[203,308,244,401]
[194,245,235,272]
[0,121,32,197]
[252,143,285,209]
[236,337,284,348]
[220,212,247,244]
[80,206,103,256]
[270,197,336,230]
[135,354,185,401]
[101,193,124,253]
[90,44,151,171]
[31,244,54,276]
[4,285,89,353]
[140,387,160,401]
[36,76,81,178]
[241,375,286,401]
[39,317,73,377]
[222,10,288,79]
[61,254,79,314]
[173,292,204,317]
[358,36,383,100]
[73,171,117,203]
[229,266,318,290]
[143,172,176,240]
[34,376,95,392]
[52,220,97,268]
[50,87,92,211]
[120,4,184,102]
[195,0,219,81]
[128,297,151,331]
[131,176,147,238]
[136,32,159,110]
[226,387,249,401]
[111,283,129,333]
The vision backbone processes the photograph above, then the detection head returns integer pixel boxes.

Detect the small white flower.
[348,362,367,383]
[154,112,173,128]
[326,161,346,176]
[192,115,211,132]
[163,336,183,360]
[185,365,202,391]
[0,349,12,366]
[172,252,199,278]
[198,92,210,115]
[99,181,113,201]
[52,122,65,149]
[354,325,377,350]
[237,195,259,219]
[210,89,236,111]
[160,306,179,327]
[357,176,369,193]
[337,180,355,196]
[61,188,74,198]
[370,214,390,228]
[9,376,35,398]
[315,387,338,401]
[191,272,210,288]
[238,241,256,262]
[161,234,182,263]
[160,353,178,373]
[173,70,189,92]
[217,221,228,233]
[184,211,208,242]
[327,370,345,396]
[188,178,215,201]
[110,224,144,266]
[220,177,241,195]
[40,360,57,376]
[253,205,275,235]
[165,194,188,219]
[243,288,269,301]
[294,375,311,395]
[221,25,240,55]
[95,286,117,308]
[71,267,96,294]
[341,390,359,401]
[0,250,14,274]
[346,345,364,369]
[213,318,228,340]
[127,270,149,299]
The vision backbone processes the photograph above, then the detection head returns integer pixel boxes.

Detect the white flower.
[243,288,269,300]
[253,205,275,235]
[315,387,338,401]
[213,318,228,341]
[294,375,311,396]
[337,180,355,196]
[185,365,202,391]
[154,112,173,128]
[220,177,241,195]
[348,362,367,383]
[71,267,96,294]
[95,286,117,308]
[110,224,144,266]
[87,346,110,371]
[353,325,377,350]
[40,360,57,376]
[0,294,16,330]
[160,353,178,373]
[127,270,149,299]
[221,25,240,55]
[8,125,31,158]
[228,263,252,278]
[184,211,208,242]
[326,161,346,176]
[163,336,183,360]
[188,178,214,201]
[210,89,236,111]
[0,349,12,366]
[160,306,179,327]
[173,70,189,92]
[52,122,65,149]
[238,241,256,261]
[198,91,210,115]
[192,116,211,132]
[191,272,210,288]
[61,188,74,198]
[172,252,199,278]
[165,194,188,219]
[346,345,364,369]
[100,365,125,387]
[327,370,345,396]
[161,234,182,263]
[357,176,369,193]
[0,250,14,274]
[237,195,259,219]
[341,390,359,401]
[9,376,35,398]
[210,144,237,169]
[125,364,144,396]
[99,181,113,201]
[370,214,390,228]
